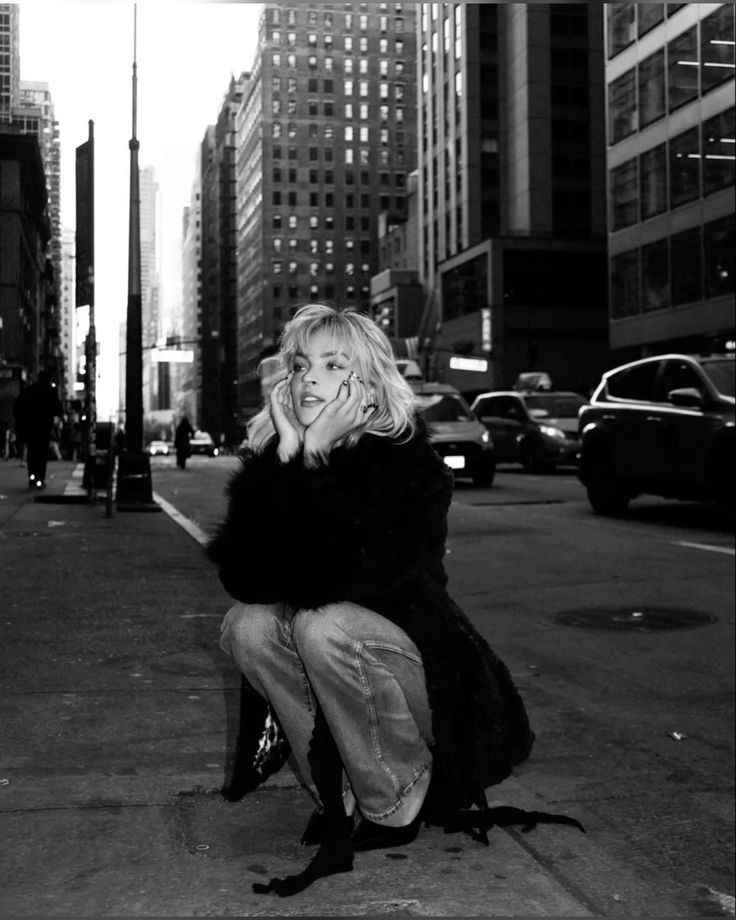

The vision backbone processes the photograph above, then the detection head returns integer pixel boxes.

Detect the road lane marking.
[153,492,208,547]
[674,540,735,556]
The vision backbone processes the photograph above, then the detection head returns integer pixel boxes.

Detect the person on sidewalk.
[208,304,535,894]
[174,414,194,469]
[12,370,63,490]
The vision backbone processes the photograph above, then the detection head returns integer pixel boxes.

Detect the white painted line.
[674,540,735,556]
[153,492,209,547]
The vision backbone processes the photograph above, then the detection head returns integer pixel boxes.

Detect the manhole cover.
[554,606,716,632]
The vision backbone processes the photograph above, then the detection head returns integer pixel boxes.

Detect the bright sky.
[17,1,263,417]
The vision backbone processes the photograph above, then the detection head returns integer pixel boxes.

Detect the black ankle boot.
[352,814,421,852]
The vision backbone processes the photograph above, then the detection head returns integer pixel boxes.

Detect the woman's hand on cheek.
[303,374,367,463]
[270,374,305,461]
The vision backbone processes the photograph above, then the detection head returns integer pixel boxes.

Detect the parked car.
[578,352,735,516]
[147,439,170,457]
[470,389,587,472]
[412,382,496,487]
[189,430,219,457]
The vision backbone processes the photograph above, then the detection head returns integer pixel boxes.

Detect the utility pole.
[116,3,159,511]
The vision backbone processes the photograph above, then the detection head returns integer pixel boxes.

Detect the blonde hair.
[247,303,417,453]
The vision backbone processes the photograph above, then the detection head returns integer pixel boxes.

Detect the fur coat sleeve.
[206,423,453,612]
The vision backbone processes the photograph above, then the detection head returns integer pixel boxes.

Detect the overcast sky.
[18,1,262,417]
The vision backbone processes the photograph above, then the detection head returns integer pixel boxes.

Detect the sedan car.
[471,390,587,472]
[147,439,170,457]
[413,382,496,487]
[578,352,734,515]
[189,430,219,457]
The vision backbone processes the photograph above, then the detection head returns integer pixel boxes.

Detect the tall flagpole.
[117,3,158,511]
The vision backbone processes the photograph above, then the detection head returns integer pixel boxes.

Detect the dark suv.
[578,353,735,515]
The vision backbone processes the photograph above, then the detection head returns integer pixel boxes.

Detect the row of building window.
[273,167,406,187]
[611,213,734,317]
[272,122,406,147]
[607,3,686,58]
[272,213,374,233]
[610,107,735,231]
[272,260,372,277]
[272,189,405,211]
[272,51,407,75]
[609,6,734,144]
[270,31,406,53]
[273,77,407,98]
[271,98,406,122]
[271,284,371,313]
[273,238,372,255]
[271,145,407,169]
[271,8,403,31]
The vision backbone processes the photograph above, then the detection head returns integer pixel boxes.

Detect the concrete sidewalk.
[0,459,612,917]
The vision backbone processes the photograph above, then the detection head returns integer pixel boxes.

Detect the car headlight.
[481,429,491,445]
[540,424,566,439]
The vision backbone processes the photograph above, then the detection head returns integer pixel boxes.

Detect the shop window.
[638,50,665,128]
[669,126,700,209]
[670,228,702,305]
[667,27,699,112]
[639,143,667,220]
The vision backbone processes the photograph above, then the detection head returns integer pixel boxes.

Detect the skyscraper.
[605,3,735,360]
[0,3,20,124]
[233,1,417,411]
[418,4,609,395]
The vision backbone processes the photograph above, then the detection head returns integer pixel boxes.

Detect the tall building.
[139,165,161,418]
[605,3,735,361]
[59,227,76,401]
[178,165,203,425]
[418,4,609,396]
[0,3,20,123]
[233,1,417,410]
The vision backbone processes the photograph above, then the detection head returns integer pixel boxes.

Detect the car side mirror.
[668,387,703,408]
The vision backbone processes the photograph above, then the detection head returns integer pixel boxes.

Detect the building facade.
[418,4,610,397]
[233,1,417,411]
[605,3,735,360]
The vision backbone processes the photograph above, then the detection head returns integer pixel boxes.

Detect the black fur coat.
[207,421,534,814]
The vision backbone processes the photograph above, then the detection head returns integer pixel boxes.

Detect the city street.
[0,454,733,916]
[149,453,735,915]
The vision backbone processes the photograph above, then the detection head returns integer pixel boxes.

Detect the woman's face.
[289,330,361,427]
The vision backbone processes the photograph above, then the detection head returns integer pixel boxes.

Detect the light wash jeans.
[219,601,433,827]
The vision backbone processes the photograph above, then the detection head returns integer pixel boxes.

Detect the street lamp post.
[116,4,159,512]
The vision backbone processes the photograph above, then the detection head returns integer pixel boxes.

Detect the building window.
[638,50,665,128]
[359,104,369,120]
[669,126,700,208]
[701,4,735,95]
[611,249,640,318]
[703,107,736,196]
[345,58,354,75]
[610,159,639,230]
[641,239,669,311]
[607,3,635,58]
[272,260,283,275]
[670,228,702,305]
[289,261,298,276]
[637,4,664,38]
[345,36,353,52]
[325,56,333,72]
[272,52,281,67]
[288,215,297,229]
[639,143,667,220]
[667,26,699,112]
[273,214,282,229]
[345,103,354,119]
[609,68,637,143]
[704,213,735,299]
[272,122,282,138]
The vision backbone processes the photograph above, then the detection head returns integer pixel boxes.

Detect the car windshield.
[415,394,474,422]
[700,358,735,397]
[522,393,587,418]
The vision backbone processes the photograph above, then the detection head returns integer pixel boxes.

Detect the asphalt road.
[147,453,735,917]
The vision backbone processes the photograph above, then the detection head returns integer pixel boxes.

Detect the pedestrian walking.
[12,370,63,489]
[208,303,535,895]
[174,414,194,469]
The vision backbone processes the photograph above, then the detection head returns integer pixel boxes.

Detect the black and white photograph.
[0,2,734,916]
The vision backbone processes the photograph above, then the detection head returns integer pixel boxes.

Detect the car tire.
[585,451,630,516]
